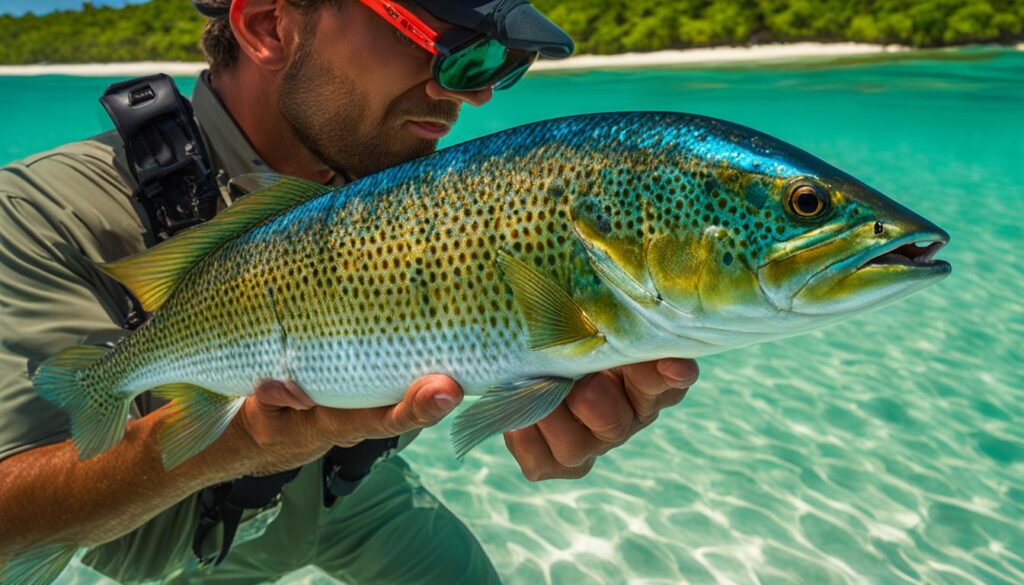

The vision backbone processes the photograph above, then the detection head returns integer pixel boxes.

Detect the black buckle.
[100,74,220,243]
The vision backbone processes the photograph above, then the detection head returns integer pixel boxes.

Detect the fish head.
[648,114,952,333]
[756,172,950,319]
[571,113,950,344]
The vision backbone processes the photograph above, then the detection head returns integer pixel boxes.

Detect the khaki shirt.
[0,72,409,582]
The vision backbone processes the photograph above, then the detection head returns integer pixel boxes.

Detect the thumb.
[341,375,464,440]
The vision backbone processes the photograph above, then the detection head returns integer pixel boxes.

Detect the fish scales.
[30,112,950,472]
[86,115,696,406]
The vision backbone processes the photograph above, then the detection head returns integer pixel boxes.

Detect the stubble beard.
[277,27,459,180]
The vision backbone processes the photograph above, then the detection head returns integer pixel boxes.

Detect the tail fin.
[0,543,77,585]
[34,345,130,460]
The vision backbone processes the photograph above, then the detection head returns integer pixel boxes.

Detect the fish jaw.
[791,223,950,316]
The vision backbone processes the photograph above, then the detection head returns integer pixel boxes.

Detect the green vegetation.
[0,0,204,64]
[533,0,1024,53]
[0,0,1022,64]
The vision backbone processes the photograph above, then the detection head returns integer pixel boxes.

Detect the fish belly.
[109,322,573,410]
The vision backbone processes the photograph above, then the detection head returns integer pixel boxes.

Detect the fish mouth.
[788,227,951,315]
[853,233,950,272]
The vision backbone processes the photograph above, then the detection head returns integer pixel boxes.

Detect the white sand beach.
[0,42,918,77]
[532,42,911,71]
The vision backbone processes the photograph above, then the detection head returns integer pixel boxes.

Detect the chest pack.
[100,74,397,568]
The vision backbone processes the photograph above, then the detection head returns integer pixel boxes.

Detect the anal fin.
[151,384,245,469]
[450,377,575,459]
[0,543,77,585]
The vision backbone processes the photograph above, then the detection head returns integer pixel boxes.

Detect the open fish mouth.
[790,228,951,316]
[858,236,949,270]
[855,233,950,272]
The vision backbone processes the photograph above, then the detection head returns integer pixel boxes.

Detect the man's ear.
[230,0,301,70]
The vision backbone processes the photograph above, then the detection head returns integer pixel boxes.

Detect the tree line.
[1,0,1021,64]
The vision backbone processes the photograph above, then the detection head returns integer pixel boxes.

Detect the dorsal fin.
[99,175,331,313]
[228,172,328,196]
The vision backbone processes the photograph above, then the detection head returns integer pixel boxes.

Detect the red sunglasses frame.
[357,0,443,56]
[354,0,538,91]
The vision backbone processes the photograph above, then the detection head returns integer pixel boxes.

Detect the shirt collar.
[190,70,344,194]
[191,70,271,182]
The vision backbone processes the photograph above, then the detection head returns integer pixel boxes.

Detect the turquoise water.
[1,47,1021,584]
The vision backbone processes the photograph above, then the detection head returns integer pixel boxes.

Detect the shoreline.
[532,42,910,71]
[0,42,1016,77]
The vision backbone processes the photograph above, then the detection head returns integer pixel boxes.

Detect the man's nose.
[425,80,494,107]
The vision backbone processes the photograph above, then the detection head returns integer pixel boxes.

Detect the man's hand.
[230,375,463,476]
[231,358,696,479]
[503,359,698,481]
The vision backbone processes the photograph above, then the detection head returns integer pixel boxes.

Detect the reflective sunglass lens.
[437,38,536,91]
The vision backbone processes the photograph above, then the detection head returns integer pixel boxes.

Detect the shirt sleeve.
[0,183,139,462]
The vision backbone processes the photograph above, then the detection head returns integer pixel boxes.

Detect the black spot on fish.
[596,214,612,235]
[874,221,884,235]
[548,182,566,200]
[723,252,734,266]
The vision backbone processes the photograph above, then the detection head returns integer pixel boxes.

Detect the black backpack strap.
[100,73,223,332]
[100,73,221,246]
[193,437,400,566]
[193,468,302,567]
[322,437,400,508]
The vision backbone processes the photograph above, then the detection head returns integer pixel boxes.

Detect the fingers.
[375,374,463,435]
[564,371,634,444]
[252,379,317,411]
[657,359,700,388]
[657,386,690,410]
[504,426,595,482]
[621,358,698,422]
[529,372,635,468]
[535,403,603,467]
[321,375,463,443]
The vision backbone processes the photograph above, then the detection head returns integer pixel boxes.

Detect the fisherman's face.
[278,0,494,179]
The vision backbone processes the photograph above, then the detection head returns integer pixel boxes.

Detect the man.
[0,0,699,583]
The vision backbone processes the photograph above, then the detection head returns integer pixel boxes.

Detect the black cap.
[192,0,574,59]
[192,0,228,19]
[413,0,574,59]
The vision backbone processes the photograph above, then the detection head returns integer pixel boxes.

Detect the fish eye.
[787,183,830,220]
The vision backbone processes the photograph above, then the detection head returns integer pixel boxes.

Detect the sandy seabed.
[0,42,920,77]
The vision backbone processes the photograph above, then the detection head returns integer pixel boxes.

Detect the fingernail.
[434,393,457,412]
[660,360,697,388]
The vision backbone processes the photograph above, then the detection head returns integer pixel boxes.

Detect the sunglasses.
[357,0,539,91]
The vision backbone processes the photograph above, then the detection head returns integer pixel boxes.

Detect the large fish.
[35,112,950,471]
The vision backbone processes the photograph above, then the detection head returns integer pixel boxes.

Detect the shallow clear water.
[1,47,1021,584]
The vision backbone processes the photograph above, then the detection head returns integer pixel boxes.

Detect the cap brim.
[499,4,575,59]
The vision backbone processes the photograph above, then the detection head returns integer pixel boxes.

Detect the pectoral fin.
[450,377,576,459]
[497,250,604,352]
[152,384,245,469]
[0,543,77,585]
